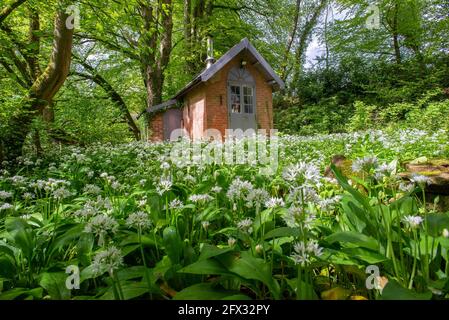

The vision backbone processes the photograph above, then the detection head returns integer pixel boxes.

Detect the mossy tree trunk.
[1,6,74,162]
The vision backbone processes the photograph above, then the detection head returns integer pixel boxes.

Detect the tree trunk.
[280,0,301,82]
[392,3,402,64]
[139,0,173,137]
[1,8,74,162]
[290,0,327,95]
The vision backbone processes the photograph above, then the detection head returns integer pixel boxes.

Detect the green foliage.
[0,129,448,300]
[348,101,377,132]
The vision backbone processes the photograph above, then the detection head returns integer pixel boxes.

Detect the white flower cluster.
[91,246,124,275]
[156,177,173,195]
[291,240,323,266]
[189,194,214,203]
[402,215,424,229]
[282,161,321,187]
[84,214,119,238]
[226,177,254,201]
[352,156,379,173]
[237,218,253,234]
[126,211,152,231]
[0,190,12,199]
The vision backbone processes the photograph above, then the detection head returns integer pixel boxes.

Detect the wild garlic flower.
[287,186,320,205]
[226,177,254,201]
[265,197,285,209]
[410,174,431,186]
[228,237,237,247]
[52,187,73,200]
[156,177,173,195]
[84,214,119,238]
[22,192,35,200]
[0,191,12,199]
[74,202,99,219]
[91,246,124,276]
[83,184,102,195]
[319,196,342,212]
[10,175,26,185]
[188,194,213,203]
[138,198,147,208]
[245,188,269,209]
[126,211,152,231]
[0,203,13,210]
[283,205,316,229]
[352,156,378,173]
[291,240,323,266]
[168,199,184,210]
[374,162,397,180]
[202,221,210,230]
[442,228,449,238]
[402,215,424,229]
[211,186,223,193]
[111,181,121,190]
[399,182,415,193]
[160,162,170,170]
[237,218,253,234]
[282,162,321,187]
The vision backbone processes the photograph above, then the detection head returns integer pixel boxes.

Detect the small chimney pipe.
[206,36,215,69]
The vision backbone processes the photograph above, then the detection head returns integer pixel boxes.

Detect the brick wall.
[183,85,206,140]
[149,113,163,142]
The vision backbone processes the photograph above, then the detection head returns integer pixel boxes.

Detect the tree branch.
[0,0,27,25]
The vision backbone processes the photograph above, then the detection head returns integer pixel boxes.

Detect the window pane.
[243,86,253,114]
[230,86,241,113]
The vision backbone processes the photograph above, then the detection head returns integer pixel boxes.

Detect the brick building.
[141,38,285,141]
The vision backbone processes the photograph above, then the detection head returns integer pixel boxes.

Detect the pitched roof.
[139,38,284,118]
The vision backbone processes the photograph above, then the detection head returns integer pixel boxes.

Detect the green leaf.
[163,226,183,264]
[286,278,319,300]
[116,266,147,281]
[426,213,449,237]
[220,251,281,300]
[39,272,71,300]
[80,265,97,283]
[0,287,43,300]
[331,164,375,216]
[49,223,84,258]
[5,217,35,259]
[381,280,432,300]
[0,240,16,259]
[0,257,16,278]
[198,244,233,261]
[263,227,299,240]
[77,233,94,266]
[325,231,379,251]
[253,209,274,234]
[99,281,149,300]
[341,248,388,264]
[178,259,230,275]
